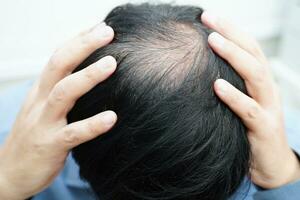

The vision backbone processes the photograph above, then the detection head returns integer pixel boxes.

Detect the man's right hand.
[201,11,300,189]
[0,22,117,200]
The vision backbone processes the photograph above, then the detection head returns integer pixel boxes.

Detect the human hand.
[0,22,117,199]
[201,11,300,189]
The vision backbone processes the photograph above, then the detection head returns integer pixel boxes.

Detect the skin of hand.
[0,22,117,200]
[201,11,300,189]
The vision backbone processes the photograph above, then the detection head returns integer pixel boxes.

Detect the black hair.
[67,3,251,200]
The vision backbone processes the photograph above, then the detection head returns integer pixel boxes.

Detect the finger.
[44,56,117,120]
[57,110,117,150]
[201,11,266,62]
[39,22,114,97]
[208,32,273,105]
[214,79,263,130]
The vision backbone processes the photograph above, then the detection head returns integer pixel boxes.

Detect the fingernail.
[101,111,117,126]
[215,79,227,95]
[202,11,218,25]
[209,32,225,48]
[92,23,113,38]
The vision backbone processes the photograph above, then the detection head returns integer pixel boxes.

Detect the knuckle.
[31,135,53,156]
[78,29,89,37]
[249,42,262,56]
[253,66,267,83]
[246,103,260,120]
[49,82,67,103]
[62,127,80,145]
[31,141,46,156]
[79,34,95,51]
[216,18,228,33]
[228,91,239,104]
[87,119,102,136]
[83,66,98,83]
[250,45,260,56]
[222,42,235,60]
[273,84,281,98]
[48,50,65,70]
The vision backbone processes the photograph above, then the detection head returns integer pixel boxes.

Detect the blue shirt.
[0,81,299,200]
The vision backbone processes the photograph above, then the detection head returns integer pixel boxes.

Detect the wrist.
[0,175,21,200]
[285,150,300,184]
[0,148,25,200]
[0,172,34,200]
[253,148,300,189]
[269,149,300,189]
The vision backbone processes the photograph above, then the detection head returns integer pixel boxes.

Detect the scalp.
[68,3,251,200]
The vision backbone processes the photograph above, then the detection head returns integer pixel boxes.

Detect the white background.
[0,0,285,81]
[0,0,299,108]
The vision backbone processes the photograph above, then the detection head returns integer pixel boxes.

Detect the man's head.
[67,3,250,200]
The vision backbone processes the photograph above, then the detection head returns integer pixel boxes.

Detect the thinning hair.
[67,3,251,200]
